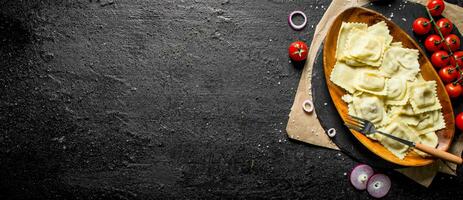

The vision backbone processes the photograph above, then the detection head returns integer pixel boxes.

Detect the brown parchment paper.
[286,0,463,187]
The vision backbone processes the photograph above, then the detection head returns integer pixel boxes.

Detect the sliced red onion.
[367,174,391,198]
[327,128,336,137]
[302,99,314,113]
[288,11,307,30]
[350,164,374,190]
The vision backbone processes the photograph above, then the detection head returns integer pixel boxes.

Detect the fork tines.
[344,115,365,130]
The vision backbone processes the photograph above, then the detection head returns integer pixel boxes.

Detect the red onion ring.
[349,164,374,190]
[302,99,314,113]
[367,174,391,198]
[327,128,336,137]
[288,11,307,30]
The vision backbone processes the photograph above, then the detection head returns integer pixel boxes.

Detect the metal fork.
[345,115,462,165]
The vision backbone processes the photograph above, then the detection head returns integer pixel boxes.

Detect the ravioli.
[342,28,386,67]
[413,132,439,157]
[378,122,418,159]
[379,46,420,81]
[344,58,369,67]
[389,113,421,126]
[330,62,376,93]
[409,81,441,114]
[390,42,403,47]
[331,20,446,160]
[413,110,445,134]
[394,103,416,116]
[389,108,442,129]
[367,21,393,46]
[330,62,358,93]
[388,104,418,126]
[336,22,368,60]
[354,70,387,96]
[351,94,388,126]
[385,77,408,105]
[341,94,353,103]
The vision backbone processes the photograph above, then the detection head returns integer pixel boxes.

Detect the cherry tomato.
[431,50,450,68]
[456,112,463,131]
[427,0,445,17]
[424,34,443,52]
[288,41,308,62]
[439,66,459,83]
[412,17,431,35]
[434,18,453,36]
[441,34,460,52]
[450,51,463,67]
[445,83,462,98]
[456,71,463,84]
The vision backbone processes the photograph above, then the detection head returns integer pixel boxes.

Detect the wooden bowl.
[323,7,455,167]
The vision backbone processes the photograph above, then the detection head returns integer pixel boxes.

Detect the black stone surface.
[312,1,463,170]
[1,0,463,199]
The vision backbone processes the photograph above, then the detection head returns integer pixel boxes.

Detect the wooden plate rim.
[322,7,455,167]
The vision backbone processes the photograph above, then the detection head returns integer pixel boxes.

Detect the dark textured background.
[1,0,463,199]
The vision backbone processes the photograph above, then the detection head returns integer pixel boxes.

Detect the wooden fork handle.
[415,143,463,165]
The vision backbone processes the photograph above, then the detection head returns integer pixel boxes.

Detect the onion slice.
[367,174,391,198]
[302,99,314,113]
[349,164,374,190]
[327,128,336,137]
[288,11,307,30]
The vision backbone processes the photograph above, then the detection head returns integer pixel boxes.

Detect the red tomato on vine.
[427,0,445,16]
[442,34,461,52]
[445,83,462,98]
[424,34,443,52]
[450,51,463,67]
[431,50,450,68]
[412,17,431,35]
[434,18,453,36]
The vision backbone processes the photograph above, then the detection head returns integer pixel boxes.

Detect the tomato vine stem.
[425,7,463,84]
